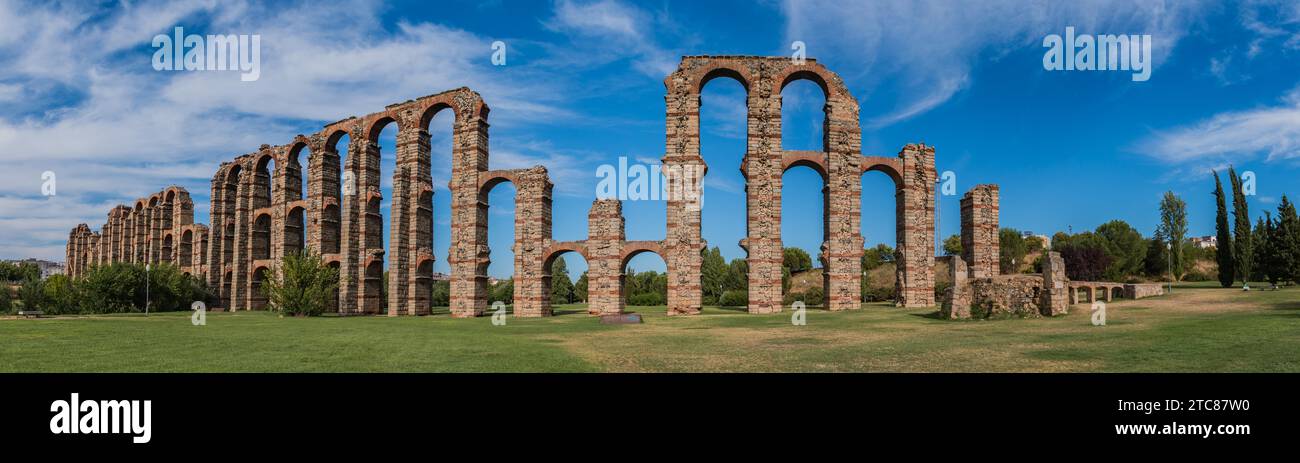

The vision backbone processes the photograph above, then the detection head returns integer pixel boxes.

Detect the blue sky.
[2,0,1300,279]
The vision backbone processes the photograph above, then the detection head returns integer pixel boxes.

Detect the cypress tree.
[1213,171,1234,287]
[1229,167,1253,287]
[1257,213,1277,285]
[1276,195,1300,285]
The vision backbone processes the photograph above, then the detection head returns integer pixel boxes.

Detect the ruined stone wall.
[1041,251,1068,316]
[961,184,1000,279]
[67,55,947,317]
[65,186,203,280]
[1124,283,1164,299]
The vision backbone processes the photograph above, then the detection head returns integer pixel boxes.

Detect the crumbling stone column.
[1040,251,1068,316]
[961,184,1000,279]
[338,128,366,314]
[822,90,864,311]
[663,71,704,316]
[586,199,625,315]
[401,125,434,317]
[448,103,491,318]
[387,123,422,316]
[512,167,553,317]
[744,72,786,314]
[896,144,937,307]
[941,255,971,319]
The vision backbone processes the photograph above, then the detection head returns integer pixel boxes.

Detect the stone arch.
[161,233,173,264]
[285,205,305,256]
[782,152,829,180]
[541,242,588,315]
[252,213,271,261]
[179,229,193,267]
[250,265,269,310]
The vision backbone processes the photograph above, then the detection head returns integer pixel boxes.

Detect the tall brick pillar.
[662,74,704,315]
[356,138,385,314]
[230,162,253,310]
[586,199,625,315]
[404,127,434,317]
[449,102,491,318]
[387,124,424,316]
[744,72,785,314]
[896,144,937,307]
[513,167,553,317]
[338,131,365,314]
[961,184,1000,279]
[822,91,864,311]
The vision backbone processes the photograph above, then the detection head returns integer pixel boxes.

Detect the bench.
[17,310,43,319]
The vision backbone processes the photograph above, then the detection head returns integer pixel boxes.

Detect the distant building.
[430,272,450,281]
[1021,231,1051,249]
[2,258,64,279]
[1190,236,1217,249]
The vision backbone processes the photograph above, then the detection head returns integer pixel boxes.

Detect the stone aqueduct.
[65,56,952,317]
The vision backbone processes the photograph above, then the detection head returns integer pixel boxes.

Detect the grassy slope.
[0,282,1296,372]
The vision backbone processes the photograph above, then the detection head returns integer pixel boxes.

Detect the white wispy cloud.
[0,0,594,261]
[1137,84,1300,170]
[781,0,1211,127]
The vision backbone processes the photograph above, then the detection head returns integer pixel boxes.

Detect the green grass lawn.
[1,283,1297,372]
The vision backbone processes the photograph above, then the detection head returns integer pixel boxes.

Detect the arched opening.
[289,143,308,203]
[250,266,268,310]
[861,165,901,304]
[323,131,349,255]
[161,233,173,264]
[425,107,454,278]
[543,250,588,315]
[623,250,667,307]
[698,71,748,306]
[254,154,275,211]
[179,229,193,267]
[780,78,827,151]
[1111,287,1124,300]
[481,178,516,296]
[781,163,827,308]
[252,213,271,260]
[285,206,305,256]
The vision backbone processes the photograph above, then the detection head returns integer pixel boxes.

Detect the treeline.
[2,262,212,315]
[1214,168,1300,288]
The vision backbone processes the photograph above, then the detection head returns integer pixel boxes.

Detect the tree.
[1058,233,1112,281]
[942,234,962,256]
[430,280,450,307]
[1229,167,1253,286]
[1275,195,1300,285]
[700,247,727,304]
[783,248,813,273]
[0,283,11,313]
[1212,171,1235,287]
[550,257,573,305]
[998,228,1027,274]
[42,274,78,314]
[1257,213,1281,285]
[491,279,514,304]
[1095,220,1145,281]
[261,251,339,316]
[573,271,588,302]
[723,258,747,292]
[1157,191,1188,281]
[17,276,45,311]
[862,244,894,271]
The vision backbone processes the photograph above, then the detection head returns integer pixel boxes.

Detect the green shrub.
[0,283,13,314]
[41,274,78,315]
[262,252,339,316]
[430,280,450,307]
[627,292,664,306]
[802,285,824,306]
[719,289,747,307]
[17,277,45,311]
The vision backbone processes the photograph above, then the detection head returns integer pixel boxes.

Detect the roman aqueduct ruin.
[65,55,975,317]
